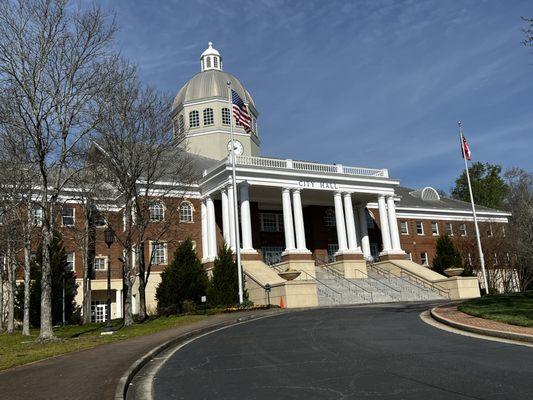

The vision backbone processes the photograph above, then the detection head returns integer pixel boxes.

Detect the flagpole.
[458,121,489,294]
[228,81,244,304]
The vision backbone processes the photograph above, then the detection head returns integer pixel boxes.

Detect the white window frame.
[178,114,185,135]
[189,110,199,128]
[94,256,108,271]
[445,222,453,236]
[399,220,408,235]
[66,252,75,271]
[203,108,214,126]
[149,201,165,222]
[416,221,424,235]
[222,108,231,125]
[487,224,493,237]
[431,221,439,236]
[259,212,284,232]
[150,241,167,265]
[179,201,194,223]
[459,223,467,236]
[31,206,43,226]
[62,206,75,227]
[324,209,336,227]
[420,252,428,266]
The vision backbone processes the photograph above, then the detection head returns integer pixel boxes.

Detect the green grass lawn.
[0,314,208,371]
[458,291,533,328]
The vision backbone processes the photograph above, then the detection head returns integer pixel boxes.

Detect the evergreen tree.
[208,244,245,307]
[15,232,78,327]
[451,162,507,209]
[432,234,463,275]
[156,238,208,314]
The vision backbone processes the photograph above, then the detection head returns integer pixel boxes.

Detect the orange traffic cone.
[279,296,285,309]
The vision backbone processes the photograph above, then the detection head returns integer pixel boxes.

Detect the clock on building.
[227,140,244,156]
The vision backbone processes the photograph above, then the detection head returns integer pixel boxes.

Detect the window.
[431,221,439,235]
[327,244,339,263]
[179,201,193,223]
[502,225,506,237]
[487,224,493,237]
[66,252,75,271]
[416,221,424,235]
[94,211,106,227]
[31,207,43,226]
[459,223,467,236]
[206,57,211,68]
[445,223,453,236]
[94,256,107,271]
[149,201,164,221]
[62,207,75,226]
[399,221,408,235]
[366,210,374,229]
[406,252,412,261]
[420,252,428,266]
[222,108,231,125]
[324,209,336,227]
[189,110,199,128]
[262,246,283,265]
[91,301,107,323]
[151,242,167,265]
[178,114,184,135]
[260,212,284,232]
[213,56,218,69]
[203,108,214,126]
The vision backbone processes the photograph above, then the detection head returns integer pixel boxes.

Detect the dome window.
[213,57,218,69]
[178,114,184,135]
[206,57,211,69]
[189,110,199,128]
[203,108,214,126]
[222,108,231,125]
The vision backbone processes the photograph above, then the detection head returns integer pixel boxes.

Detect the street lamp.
[103,227,115,333]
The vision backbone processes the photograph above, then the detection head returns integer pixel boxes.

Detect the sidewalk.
[431,304,533,343]
[0,309,285,400]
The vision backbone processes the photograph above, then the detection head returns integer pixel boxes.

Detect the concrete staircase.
[314,264,445,306]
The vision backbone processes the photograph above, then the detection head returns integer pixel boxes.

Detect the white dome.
[200,42,220,58]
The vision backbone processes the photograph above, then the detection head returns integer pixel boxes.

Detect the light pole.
[265,283,271,309]
[103,227,115,332]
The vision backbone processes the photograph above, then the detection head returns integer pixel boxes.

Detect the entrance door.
[261,246,284,265]
[91,301,108,323]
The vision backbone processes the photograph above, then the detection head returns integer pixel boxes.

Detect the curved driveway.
[153,303,533,399]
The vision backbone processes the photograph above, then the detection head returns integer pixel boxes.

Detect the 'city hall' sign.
[299,180,339,190]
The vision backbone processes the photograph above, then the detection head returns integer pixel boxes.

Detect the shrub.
[432,234,463,275]
[155,238,208,314]
[208,244,247,307]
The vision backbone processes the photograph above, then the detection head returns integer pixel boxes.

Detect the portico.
[199,155,407,274]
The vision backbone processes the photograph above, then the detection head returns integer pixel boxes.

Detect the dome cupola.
[200,42,222,71]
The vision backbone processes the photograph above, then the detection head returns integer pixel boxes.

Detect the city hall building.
[59,43,510,320]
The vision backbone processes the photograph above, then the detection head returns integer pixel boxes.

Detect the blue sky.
[101,0,532,192]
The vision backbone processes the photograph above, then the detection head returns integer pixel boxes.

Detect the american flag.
[231,89,252,133]
[461,133,471,160]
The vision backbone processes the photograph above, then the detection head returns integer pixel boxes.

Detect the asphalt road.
[153,303,533,400]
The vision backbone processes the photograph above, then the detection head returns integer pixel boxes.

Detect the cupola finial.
[200,42,222,72]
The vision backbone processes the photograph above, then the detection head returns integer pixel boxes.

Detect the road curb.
[430,306,533,344]
[114,309,286,400]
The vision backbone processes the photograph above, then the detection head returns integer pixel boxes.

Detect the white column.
[115,289,122,319]
[206,195,217,259]
[282,188,296,252]
[227,185,236,251]
[221,188,230,246]
[201,200,209,260]
[343,193,360,252]
[378,195,392,253]
[357,205,371,259]
[240,181,254,251]
[292,189,308,251]
[386,195,403,252]
[334,192,348,252]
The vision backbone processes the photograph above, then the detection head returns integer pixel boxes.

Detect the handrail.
[398,269,450,298]
[315,258,374,302]
[353,267,401,295]
[367,262,431,296]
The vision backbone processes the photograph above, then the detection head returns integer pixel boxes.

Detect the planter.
[278,270,301,281]
[443,267,464,277]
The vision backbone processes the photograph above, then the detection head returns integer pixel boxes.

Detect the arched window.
[189,110,199,128]
[324,209,336,227]
[206,57,211,68]
[203,108,214,126]
[179,201,193,223]
[178,114,184,135]
[149,201,164,221]
[213,57,218,69]
[221,108,231,125]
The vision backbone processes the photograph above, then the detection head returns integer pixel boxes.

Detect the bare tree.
[93,63,194,323]
[0,0,116,340]
[523,17,533,49]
